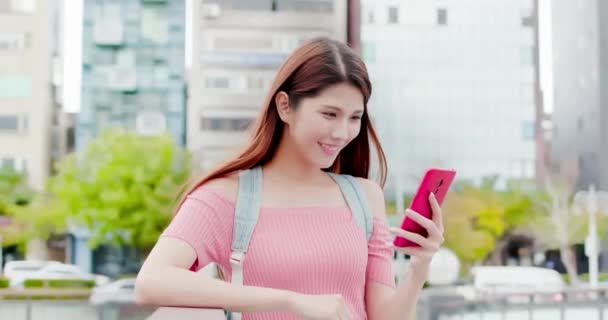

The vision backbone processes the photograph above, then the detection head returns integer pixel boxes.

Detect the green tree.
[0,167,35,247]
[522,177,608,286]
[0,167,34,214]
[442,176,534,271]
[10,193,68,245]
[48,130,193,249]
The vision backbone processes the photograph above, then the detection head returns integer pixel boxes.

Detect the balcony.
[93,20,124,46]
[199,2,340,31]
[135,111,167,136]
[107,67,137,92]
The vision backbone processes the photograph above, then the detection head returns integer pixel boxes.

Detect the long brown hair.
[177,37,387,212]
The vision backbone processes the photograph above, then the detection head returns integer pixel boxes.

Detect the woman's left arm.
[361,180,445,320]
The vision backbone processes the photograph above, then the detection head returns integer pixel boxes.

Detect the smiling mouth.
[318,142,340,155]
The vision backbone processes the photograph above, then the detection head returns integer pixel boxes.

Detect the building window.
[520,7,534,27]
[92,48,116,65]
[362,42,375,63]
[229,0,272,11]
[201,117,253,131]
[0,33,30,51]
[276,0,333,13]
[247,76,265,90]
[1,157,15,170]
[0,0,35,14]
[107,66,137,92]
[138,93,163,109]
[0,115,19,132]
[437,8,448,25]
[93,4,124,45]
[205,76,230,89]
[233,118,253,130]
[366,8,375,24]
[0,75,31,97]
[135,111,167,136]
[141,4,169,44]
[213,35,273,51]
[522,121,535,140]
[0,157,27,172]
[520,46,534,65]
[13,0,35,13]
[521,16,534,27]
[388,6,398,24]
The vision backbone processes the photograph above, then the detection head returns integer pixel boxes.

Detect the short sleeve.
[160,189,233,271]
[366,213,396,287]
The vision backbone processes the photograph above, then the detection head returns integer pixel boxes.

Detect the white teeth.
[321,143,336,149]
[319,143,338,152]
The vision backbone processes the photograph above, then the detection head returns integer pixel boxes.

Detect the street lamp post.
[573,185,608,288]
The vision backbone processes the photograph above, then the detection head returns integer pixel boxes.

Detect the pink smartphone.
[393,168,456,247]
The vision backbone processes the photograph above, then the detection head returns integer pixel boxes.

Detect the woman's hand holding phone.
[386,192,445,269]
[387,168,455,271]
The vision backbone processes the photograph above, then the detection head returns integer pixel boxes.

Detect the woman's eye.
[323,112,337,117]
[351,116,362,120]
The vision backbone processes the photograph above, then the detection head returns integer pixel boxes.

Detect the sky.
[62,0,82,113]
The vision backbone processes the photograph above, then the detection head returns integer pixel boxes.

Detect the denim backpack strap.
[229,166,263,320]
[327,173,374,241]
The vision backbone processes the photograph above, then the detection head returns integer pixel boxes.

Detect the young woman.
[135,37,445,320]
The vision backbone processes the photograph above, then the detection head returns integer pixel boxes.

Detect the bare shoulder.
[354,177,386,211]
[196,172,239,202]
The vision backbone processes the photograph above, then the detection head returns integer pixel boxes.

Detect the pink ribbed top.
[161,187,395,320]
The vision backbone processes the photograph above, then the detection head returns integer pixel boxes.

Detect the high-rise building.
[0,0,53,190]
[188,0,350,171]
[73,0,186,273]
[78,0,187,151]
[360,0,539,196]
[550,0,608,190]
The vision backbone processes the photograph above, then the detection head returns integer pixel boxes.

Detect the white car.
[3,260,60,281]
[89,278,136,304]
[456,266,566,303]
[10,263,110,288]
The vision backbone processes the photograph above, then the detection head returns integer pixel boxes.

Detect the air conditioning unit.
[93,20,124,46]
[202,3,221,19]
[136,111,167,136]
[107,67,137,92]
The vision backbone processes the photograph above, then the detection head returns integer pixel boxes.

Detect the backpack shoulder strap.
[228,166,263,320]
[229,166,262,278]
[231,166,263,254]
[327,173,374,241]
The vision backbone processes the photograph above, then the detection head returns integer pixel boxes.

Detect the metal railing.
[4,285,608,320]
[0,284,228,320]
[0,301,227,320]
[417,284,608,320]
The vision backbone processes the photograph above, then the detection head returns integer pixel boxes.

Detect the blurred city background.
[1,0,608,319]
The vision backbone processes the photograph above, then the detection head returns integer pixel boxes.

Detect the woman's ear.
[275,91,291,124]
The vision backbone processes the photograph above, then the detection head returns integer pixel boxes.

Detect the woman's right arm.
[135,237,352,319]
[134,236,294,312]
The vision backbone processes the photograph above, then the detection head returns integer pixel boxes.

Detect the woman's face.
[278,82,365,169]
